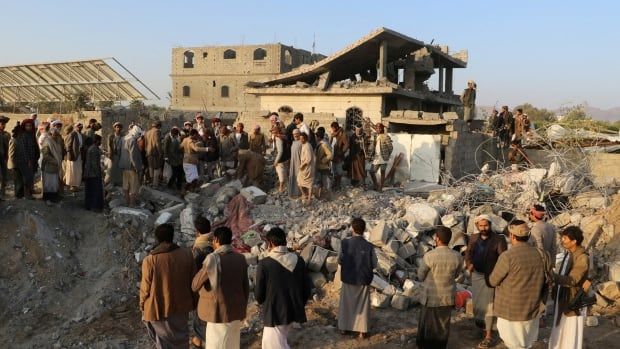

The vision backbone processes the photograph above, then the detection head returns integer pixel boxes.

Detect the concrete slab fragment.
[240,186,267,204]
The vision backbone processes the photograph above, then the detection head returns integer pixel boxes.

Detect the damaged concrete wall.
[444,132,498,179]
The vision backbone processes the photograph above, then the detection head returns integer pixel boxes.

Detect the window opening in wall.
[278,105,293,113]
[221,85,229,98]
[253,48,267,60]
[182,86,190,97]
[183,51,194,68]
[212,81,216,87]
[311,107,315,113]
[203,52,208,59]
[345,107,363,131]
[284,50,292,65]
[224,49,236,59]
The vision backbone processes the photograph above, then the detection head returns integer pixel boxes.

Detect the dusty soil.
[1,191,619,348]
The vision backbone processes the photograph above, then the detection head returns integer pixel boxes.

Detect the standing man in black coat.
[255,227,311,349]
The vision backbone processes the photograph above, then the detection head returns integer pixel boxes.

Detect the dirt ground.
[1,190,620,348]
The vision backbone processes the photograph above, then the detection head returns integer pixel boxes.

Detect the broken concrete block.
[371,274,389,291]
[551,212,571,228]
[375,249,396,276]
[309,272,326,288]
[597,281,620,301]
[370,220,392,246]
[226,179,243,190]
[382,239,401,255]
[156,203,186,217]
[404,203,439,232]
[300,243,315,265]
[109,198,124,209]
[241,231,263,247]
[391,294,410,311]
[609,261,620,282]
[586,316,599,327]
[308,246,330,272]
[325,256,339,273]
[392,228,410,243]
[580,215,605,249]
[330,237,342,254]
[140,186,184,206]
[240,186,267,205]
[382,285,397,296]
[403,279,416,293]
[570,213,583,226]
[154,212,173,226]
[111,207,153,226]
[397,241,417,259]
[200,182,221,197]
[523,168,547,188]
[371,292,392,308]
[215,186,239,205]
[589,196,609,209]
[179,205,196,236]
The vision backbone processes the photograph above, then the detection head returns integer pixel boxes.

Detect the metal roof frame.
[0,57,159,103]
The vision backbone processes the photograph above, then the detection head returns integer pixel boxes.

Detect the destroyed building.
[170,43,325,114]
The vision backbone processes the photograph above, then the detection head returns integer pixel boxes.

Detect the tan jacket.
[249,132,266,154]
[192,251,249,323]
[554,246,589,319]
[315,141,333,170]
[418,246,463,307]
[144,127,162,158]
[489,243,547,321]
[140,243,196,321]
[181,137,208,165]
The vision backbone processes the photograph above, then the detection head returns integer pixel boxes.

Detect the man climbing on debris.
[417,226,463,349]
[338,217,377,339]
[489,220,548,349]
[368,123,393,192]
[465,215,508,349]
[140,224,196,349]
[192,226,249,349]
[255,227,312,349]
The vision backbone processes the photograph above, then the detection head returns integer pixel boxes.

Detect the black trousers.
[417,305,452,349]
[167,165,184,190]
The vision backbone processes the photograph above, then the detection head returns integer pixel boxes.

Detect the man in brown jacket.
[329,122,349,191]
[145,121,164,187]
[140,223,196,349]
[489,220,548,349]
[192,226,249,349]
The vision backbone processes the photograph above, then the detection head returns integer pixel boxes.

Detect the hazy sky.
[1,0,617,110]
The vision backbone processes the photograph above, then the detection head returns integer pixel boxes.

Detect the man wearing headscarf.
[490,221,548,349]
[218,126,237,177]
[297,132,315,205]
[249,125,267,155]
[40,121,64,202]
[329,122,349,191]
[119,125,143,206]
[83,134,104,211]
[64,122,84,191]
[271,126,290,194]
[181,129,211,193]
[145,121,164,187]
[464,215,508,348]
[368,123,393,192]
[461,80,477,131]
[349,124,368,188]
[0,115,11,199]
[288,129,302,198]
[107,122,124,186]
[163,127,184,190]
[528,204,557,260]
[9,119,40,199]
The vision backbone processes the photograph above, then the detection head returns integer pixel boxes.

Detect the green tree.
[563,105,590,122]
[129,100,145,111]
[97,101,115,109]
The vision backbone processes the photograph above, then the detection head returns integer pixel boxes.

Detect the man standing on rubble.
[330,122,349,191]
[489,220,547,349]
[192,226,249,349]
[108,122,124,187]
[234,122,251,181]
[338,217,377,339]
[465,215,507,348]
[119,125,143,207]
[368,123,393,192]
[288,129,302,198]
[461,80,476,131]
[528,205,557,263]
[145,121,164,188]
[0,115,11,199]
[140,223,196,349]
[498,106,513,148]
[255,227,312,349]
[218,126,237,177]
[417,226,463,349]
[163,127,184,191]
[513,108,525,143]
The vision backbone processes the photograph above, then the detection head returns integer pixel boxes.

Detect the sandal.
[478,337,494,348]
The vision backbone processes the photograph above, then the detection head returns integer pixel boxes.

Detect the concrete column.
[378,40,388,80]
[445,68,453,93]
[438,67,444,93]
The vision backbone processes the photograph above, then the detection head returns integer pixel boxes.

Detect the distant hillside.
[582,103,620,121]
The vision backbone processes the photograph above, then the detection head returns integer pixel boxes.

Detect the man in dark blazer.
[255,227,311,349]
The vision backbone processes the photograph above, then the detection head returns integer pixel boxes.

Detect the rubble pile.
[111,153,620,317]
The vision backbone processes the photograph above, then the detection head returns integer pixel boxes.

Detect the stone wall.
[444,132,499,180]
[589,153,620,186]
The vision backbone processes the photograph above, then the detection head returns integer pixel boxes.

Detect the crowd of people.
[0,113,105,210]
[140,205,591,349]
[488,106,535,166]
